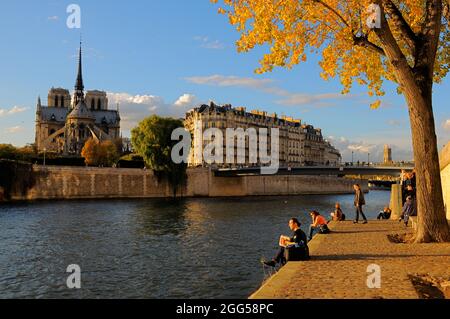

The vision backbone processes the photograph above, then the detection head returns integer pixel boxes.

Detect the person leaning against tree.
[353,184,368,224]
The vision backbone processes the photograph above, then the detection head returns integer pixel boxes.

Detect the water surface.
[0,191,390,299]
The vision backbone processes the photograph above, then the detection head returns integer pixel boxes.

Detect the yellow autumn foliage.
[211,0,450,108]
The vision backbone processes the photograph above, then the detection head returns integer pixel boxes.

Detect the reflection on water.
[0,191,390,299]
[134,199,189,237]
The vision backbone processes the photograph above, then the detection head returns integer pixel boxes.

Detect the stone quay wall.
[441,143,450,222]
[4,166,364,201]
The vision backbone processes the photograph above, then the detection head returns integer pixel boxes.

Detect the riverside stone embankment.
[251,144,450,299]
[0,165,365,201]
[250,220,450,299]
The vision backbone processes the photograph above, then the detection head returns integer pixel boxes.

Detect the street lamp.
[368,153,370,166]
[43,148,46,167]
[352,151,354,166]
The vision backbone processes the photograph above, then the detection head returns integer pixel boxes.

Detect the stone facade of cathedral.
[35,44,121,156]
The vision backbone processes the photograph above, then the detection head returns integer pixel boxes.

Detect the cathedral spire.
[74,40,85,106]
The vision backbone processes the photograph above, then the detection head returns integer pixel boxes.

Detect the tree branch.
[312,0,350,28]
[443,0,449,22]
[372,1,417,91]
[382,0,418,55]
[416,0,443,82]
[420,0,443,39]
[353,34,386,56]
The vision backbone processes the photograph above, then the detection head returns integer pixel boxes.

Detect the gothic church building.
[35,44,121,155]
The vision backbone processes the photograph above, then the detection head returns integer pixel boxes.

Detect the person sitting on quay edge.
[402,184,416,205]
[353,184,368,224]
[263,218,309,268]
[308,211,330,241]
[330,203,345,222]
[399,196,417,227]
[377,206,392,220]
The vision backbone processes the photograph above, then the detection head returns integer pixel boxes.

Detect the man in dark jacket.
[353,184,368,224]
[263,218,309,267]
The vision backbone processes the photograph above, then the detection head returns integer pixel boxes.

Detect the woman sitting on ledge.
[308,211,330,242]
[330,203,345,222]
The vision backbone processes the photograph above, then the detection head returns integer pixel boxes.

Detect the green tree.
[213,0,450,243]
[131,115,187,197]
[0,144,18,160]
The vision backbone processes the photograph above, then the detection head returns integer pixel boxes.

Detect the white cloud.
[276,93,349,106]
[47,16,59,21]
[194,36,225,50]
[5,126,24,133]
[327,136,413,163]
[0,106,29,117]
[444,119,450,131]
[387,119,404,127]
[9,106,28,114]
[185,74,354,107]
[185,75,274,89]
[174,94,197,107]
[107,92,196,133]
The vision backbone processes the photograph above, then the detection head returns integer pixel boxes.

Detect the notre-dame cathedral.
[35,43,121,156]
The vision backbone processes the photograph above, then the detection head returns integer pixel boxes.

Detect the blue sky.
[0,0,449,162]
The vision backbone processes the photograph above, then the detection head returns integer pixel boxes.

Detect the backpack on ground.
[319,224,330,234]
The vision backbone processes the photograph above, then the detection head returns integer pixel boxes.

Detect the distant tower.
[384,145,393,164]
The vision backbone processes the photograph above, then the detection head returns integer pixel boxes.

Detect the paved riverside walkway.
[250,220,450,299]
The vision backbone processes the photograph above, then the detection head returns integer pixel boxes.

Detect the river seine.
[0,191,390,299]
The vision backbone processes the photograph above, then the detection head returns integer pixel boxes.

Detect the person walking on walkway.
[353,184,368,224]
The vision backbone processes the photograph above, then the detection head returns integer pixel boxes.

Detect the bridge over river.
[213,165,414,187]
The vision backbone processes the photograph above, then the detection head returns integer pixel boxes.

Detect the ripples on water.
[0,191,390,299]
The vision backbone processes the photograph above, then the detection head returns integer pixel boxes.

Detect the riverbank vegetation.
[131,115,187,197]
[0,144,36,162]
[0,160,39,201]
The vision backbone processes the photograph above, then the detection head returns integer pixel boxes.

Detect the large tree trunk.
[403,80,450,243]
[373,0,449,242]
